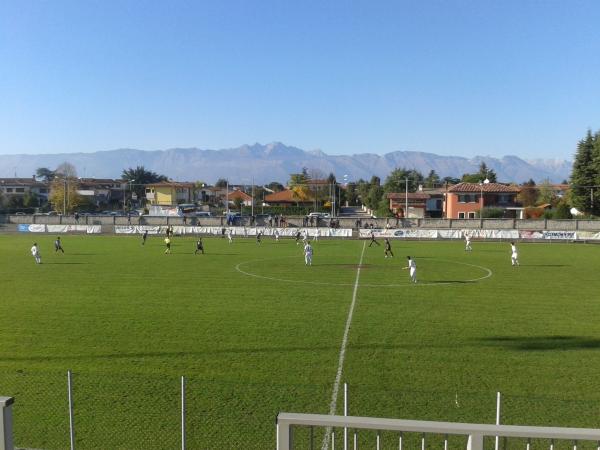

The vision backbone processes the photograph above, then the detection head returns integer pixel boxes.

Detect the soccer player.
[368,230,380,247]
[274,229,280,242]
[194,238,204,254]
[295,230,301,245]
[142,230,148,245]
[243,226,248,238]
[384,238,394,258]
[164,237,171,254]
[304,242,313,266]
[54,237,64,253]
[510,242,519,266]
[227,228,233,244]
[465,233,472,252]
[302,229,309,245]
[31,243,41,264]
[403,256,417,283]
[313,228,320,242]
[256,231,262,245]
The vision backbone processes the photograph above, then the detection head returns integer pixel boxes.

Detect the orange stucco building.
[444,182,520,219]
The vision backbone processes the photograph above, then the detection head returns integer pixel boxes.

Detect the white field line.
[321,240,367,450]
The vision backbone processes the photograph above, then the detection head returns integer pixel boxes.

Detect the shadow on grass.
[521,264,569,267]
[0,345,339,362]
[479,335,600,351]
[45,262,89,265]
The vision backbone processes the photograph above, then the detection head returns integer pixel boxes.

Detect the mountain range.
[0,142,572,184]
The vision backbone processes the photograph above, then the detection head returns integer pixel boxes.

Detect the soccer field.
[1,233,600,449]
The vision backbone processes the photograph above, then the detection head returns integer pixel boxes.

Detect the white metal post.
[467,434,484,450]
[276,417,292,450]
[495,392,501,450]
[67,370,75,450]
[344,383,348,450]
[0,397,14,450]
[181,376,186,450]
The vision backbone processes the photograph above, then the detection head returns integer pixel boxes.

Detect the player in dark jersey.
[142,230,148,245]
[384,238,394,258]
[368,230,380,247]
[54,237,64,253]
[194,238,204,254]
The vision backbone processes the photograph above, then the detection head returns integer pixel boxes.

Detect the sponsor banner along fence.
[359,228,600,241]
[18,224,101,234]
[114,226,354,238]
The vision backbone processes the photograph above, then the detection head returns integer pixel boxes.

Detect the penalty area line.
[322,240,367,450]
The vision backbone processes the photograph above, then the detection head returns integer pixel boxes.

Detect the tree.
[344,182,358,205]
[289,169,310,205]
[424,170,440,188]
[266,182,284,192]
[233,197,244,212]
[213,178,227,188]
[49,177,83,214]
[366,184,383,210]
[121,166,168,203]
[55,162,78,178]
[537,180,557,206]
[570,130,597,214]
[462,162,497,183]
[518,179,539,207]
[36,167,56,182]
[383,168,424,193]
[442,176,460,185]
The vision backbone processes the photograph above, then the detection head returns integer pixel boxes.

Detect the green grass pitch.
[1,233,600,449]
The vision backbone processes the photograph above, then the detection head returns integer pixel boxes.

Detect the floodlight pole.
[405,178,408,219]
[479,181,484,217]
[251,177,254,217]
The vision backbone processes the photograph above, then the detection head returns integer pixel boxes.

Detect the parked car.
[195,211,212,217]
[308,212,330,219]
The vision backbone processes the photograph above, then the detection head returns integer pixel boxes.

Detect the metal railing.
[276,412,600,450]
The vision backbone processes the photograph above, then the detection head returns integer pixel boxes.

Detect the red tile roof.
[387,192,431,200]
[227,190,252,201]
[448,182,519,193]
[264,189,313,203]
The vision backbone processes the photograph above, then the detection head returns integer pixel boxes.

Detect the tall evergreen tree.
[570,130,597,214]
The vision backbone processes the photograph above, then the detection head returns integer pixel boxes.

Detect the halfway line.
[322,240,367,450]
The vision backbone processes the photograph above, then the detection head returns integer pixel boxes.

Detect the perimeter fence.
[2,369,600,449]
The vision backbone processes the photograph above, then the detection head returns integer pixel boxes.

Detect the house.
[0,177,50,206]
[444,182,521,219]
[145,182,195,206]
[264,189,314,207]
[227,189,253,207]
[387,192,431,218]
[76,178,127,207]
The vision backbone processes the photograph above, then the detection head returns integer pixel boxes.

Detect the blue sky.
[0,0,599,159]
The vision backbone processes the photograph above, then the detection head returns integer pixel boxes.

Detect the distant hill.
[0,142,572,184]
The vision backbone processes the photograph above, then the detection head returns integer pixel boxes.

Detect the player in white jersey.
[403,256,417,283]
[227,228,233,244]
[313,228,320,242]
[31,243,42,264]
[302,229,308,245]
[510,242,519,266]
[274,229,280,242]
[304,242,313,266]
[465,233,472,252]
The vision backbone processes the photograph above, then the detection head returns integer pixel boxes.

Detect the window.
[468,212,476,219]
[459,194,478,203]
[16,188,25,193]
[458,212,465,219]
[498,194,510,203]
[6,188,13,192]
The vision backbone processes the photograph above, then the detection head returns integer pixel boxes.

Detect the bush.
[479,207,504,218]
